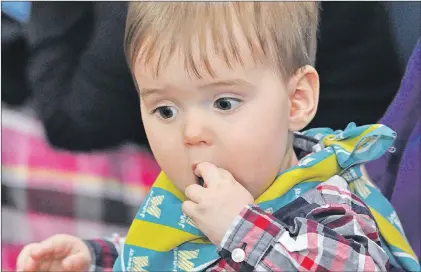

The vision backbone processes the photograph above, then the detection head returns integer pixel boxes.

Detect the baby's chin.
[170,175,200,192]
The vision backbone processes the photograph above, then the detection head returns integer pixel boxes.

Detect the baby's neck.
[279,147,300,173]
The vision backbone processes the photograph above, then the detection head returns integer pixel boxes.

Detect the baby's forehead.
[134,51,269,93]
[134,41,277,91]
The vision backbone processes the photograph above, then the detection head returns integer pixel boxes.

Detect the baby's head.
[125,2,320,198]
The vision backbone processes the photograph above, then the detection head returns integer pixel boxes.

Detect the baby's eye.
[152,106,178,120]
[213,97,242,111]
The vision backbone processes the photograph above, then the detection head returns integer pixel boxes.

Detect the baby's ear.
[287,65,319,132]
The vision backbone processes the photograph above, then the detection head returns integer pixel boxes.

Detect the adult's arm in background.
[1,13,31,106]
[26,2,148,152]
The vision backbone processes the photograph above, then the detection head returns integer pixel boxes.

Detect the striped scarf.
[114,123,420,271]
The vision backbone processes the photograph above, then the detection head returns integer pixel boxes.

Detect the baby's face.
[131,17,319,198]
[134,52,298,198]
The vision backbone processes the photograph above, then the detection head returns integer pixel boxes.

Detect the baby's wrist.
[82,240,96,272]
[219,204,253,248]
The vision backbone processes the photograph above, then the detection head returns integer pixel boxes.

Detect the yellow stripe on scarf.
[154,172,186,201]
[322,124,381,152]
[257,153,340,203]
[370,208,418,260]
[125,220,209,251]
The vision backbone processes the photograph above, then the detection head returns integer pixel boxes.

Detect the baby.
[17,2,419,271]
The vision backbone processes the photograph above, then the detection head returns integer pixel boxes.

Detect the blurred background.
[1,2,420,270]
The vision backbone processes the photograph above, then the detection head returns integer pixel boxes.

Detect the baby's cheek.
[242,164,279,198]
[234,175,258,197]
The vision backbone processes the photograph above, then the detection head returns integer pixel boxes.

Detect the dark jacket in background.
[2,2,403,151]
[1,14,31,106]
[24,2,148,151]
[310,2,402,130]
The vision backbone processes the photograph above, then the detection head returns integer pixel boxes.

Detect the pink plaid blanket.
[1,105,160,270]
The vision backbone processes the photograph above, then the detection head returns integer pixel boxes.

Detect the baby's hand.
[17,234,92,272]
[182,162,254,246]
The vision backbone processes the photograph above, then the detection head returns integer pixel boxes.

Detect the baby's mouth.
[197,176,205,187]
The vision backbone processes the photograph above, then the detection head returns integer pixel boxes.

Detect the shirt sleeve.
[217,175,390,271]
[26,2,146,151]
[84,234,126,272]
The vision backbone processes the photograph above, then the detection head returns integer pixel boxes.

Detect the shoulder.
[272,175,373,224]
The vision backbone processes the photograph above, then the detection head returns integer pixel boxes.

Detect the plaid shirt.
[86,169,390,271]
[1,104,160,271]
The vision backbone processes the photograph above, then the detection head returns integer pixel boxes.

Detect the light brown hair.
[125,2,319,79]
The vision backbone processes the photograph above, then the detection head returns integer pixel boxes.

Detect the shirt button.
[231,248,246,263]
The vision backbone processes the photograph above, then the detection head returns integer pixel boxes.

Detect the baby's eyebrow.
[139,78,253,98]
[139,88,164,98]
[199,79,253,90]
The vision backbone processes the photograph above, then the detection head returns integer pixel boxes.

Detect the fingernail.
[62,259,70,269]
